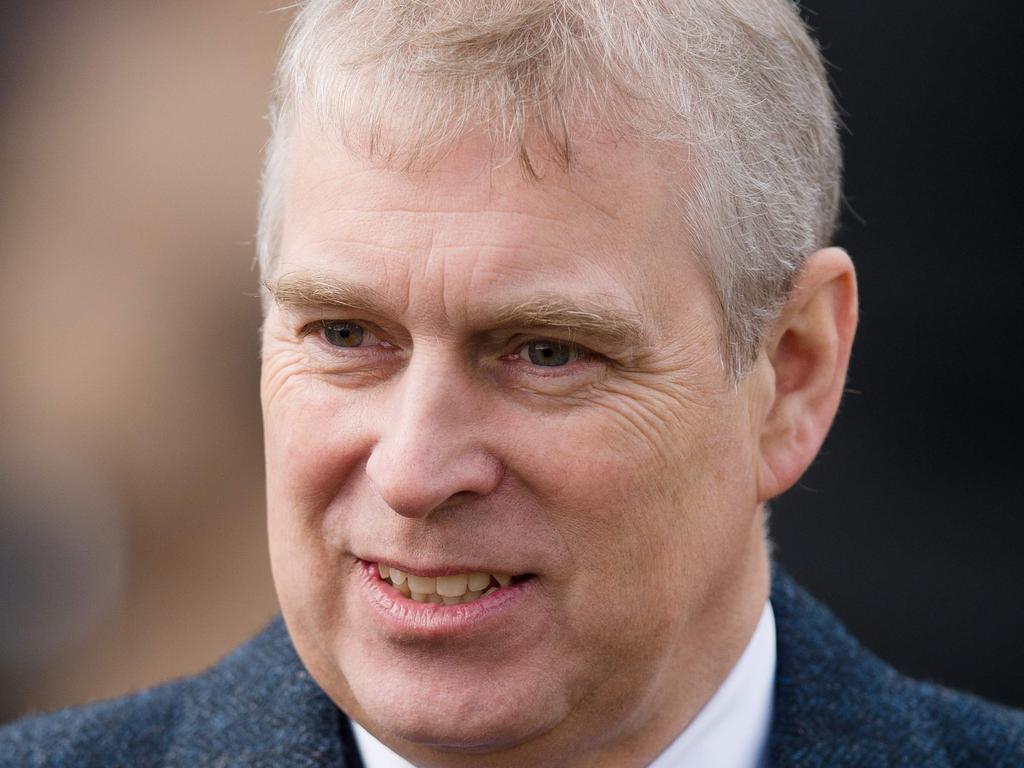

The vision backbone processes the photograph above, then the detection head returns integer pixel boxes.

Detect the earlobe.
[756,247,858,501]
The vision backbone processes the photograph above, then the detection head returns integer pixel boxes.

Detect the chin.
[343,646,565,753]
[362,702,547,753]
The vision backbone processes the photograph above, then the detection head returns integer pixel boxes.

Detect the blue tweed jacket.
[3,566,1022,767]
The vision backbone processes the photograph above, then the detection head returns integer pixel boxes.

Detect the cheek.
[513,385,719,535]
[263,372,378,520]
[262,371,382,619]
[507,382,756,612]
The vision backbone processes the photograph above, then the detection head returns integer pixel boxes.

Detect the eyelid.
[502,338,606,380]
[508,334,596,356]
[299,318,372,337]
[298,321,606,366]
[514,338,590,357]
[489,324,638,361]
[300,319,389,349]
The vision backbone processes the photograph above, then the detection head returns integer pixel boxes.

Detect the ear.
[756,247,858,501]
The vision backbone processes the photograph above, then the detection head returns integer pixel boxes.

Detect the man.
[2,0,1022,766]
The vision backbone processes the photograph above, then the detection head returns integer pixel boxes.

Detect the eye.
[320,321,378,348]
[518,340,585,367]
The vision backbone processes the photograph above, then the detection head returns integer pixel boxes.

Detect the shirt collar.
[352,601,776,768]
[648,601,775,768]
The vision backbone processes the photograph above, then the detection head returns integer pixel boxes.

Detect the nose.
[365,354,504,518]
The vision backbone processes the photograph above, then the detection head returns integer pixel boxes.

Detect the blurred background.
[0,1,286,723]
[0,0,1020,724]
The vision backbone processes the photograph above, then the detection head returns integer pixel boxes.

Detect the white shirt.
[352,602,776,768]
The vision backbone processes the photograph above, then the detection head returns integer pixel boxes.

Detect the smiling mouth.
[375,563,529,606]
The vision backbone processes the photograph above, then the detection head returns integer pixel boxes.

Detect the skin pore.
[260,122,856,768]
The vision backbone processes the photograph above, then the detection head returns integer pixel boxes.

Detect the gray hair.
[257,0,841,376]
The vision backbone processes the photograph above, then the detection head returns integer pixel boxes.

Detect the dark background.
[774,0,1024,708]
[1,0,1021,721]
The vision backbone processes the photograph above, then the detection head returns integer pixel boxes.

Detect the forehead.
[283,118,678,215]
[275,124,710,333]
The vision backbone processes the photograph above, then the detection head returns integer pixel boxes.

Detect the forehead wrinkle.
[291,127,633,221]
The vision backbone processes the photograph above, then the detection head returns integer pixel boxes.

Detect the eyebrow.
[488,293,647,350]
[266,274,649,353]
[265,274,390,315]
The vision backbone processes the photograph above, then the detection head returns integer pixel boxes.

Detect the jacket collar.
[167,616,356,767]
[769,563,949,767]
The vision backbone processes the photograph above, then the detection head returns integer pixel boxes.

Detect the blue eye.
[322,321,366,348]
[519,340,580,367]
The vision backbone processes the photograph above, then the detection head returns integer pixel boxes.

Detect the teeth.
[436,574,468,597]
[378,564,518,605]
[406,574,436,594]
[467,572,491,591]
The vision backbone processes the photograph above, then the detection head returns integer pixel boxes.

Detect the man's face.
[261,127,771,764]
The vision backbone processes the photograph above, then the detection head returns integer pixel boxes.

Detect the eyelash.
[503,339,596,371]
[301,320,391,347]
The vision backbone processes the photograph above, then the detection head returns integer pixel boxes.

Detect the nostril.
[434,490,480,510]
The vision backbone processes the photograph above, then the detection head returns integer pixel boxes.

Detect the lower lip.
[357,560,535,638]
